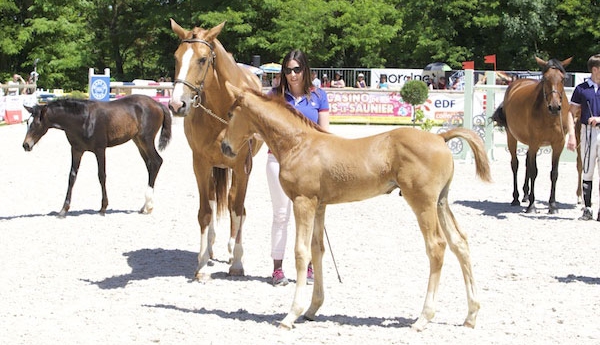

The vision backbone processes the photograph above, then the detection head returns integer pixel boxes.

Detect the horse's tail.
[439,128,493,183]
[491,103,507,128]
[158,104,172,151]
[213,167,230,218]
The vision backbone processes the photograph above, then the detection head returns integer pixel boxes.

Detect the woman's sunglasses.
[283,66,302,75]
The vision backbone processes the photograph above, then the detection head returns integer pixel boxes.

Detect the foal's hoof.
[194,271,211,282]
[139,206,153,214]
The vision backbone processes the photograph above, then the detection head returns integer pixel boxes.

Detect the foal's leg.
[305,204,327,321]
[404,193,446,331]
[95,148,109,215]
[133,137,163,214]
[59,148,84,218]
[437,190,479,328]
[280,196,317,329]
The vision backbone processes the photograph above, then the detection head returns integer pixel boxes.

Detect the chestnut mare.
[492,57,573,214]
[168,19,263,278]
[221,84,492,331]
[22,95,172,217]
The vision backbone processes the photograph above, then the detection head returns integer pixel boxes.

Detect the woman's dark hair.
[275,49,313,97]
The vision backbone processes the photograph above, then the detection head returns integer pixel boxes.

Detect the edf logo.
[434,99,456,108]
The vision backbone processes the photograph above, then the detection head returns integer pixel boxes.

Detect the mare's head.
[535,56,572,115]
[22,104,50,151]
[169,19,225,115]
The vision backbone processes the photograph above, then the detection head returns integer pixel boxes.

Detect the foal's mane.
[245,88,329,133]
[48,98,90,117]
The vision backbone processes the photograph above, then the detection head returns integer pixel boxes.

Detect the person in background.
[436,76,447,90]
[355,73,367,88]
[331,71,345,88]
[268,49,330,286]
[271,73,281,88]
[7,74,25,95]
[312,71,321,88]
[321,74,331,88]
[377,74,388,89]
[569,54,600,220]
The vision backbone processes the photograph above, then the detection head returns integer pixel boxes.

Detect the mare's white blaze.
[172,47,194,101]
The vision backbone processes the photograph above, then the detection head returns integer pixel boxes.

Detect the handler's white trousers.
[266,153,292,261]
[580,124,600,181]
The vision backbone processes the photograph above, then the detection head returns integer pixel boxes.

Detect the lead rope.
[583,101,594,174]
[324,226,343,283]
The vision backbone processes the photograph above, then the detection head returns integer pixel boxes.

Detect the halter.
[173,38,226,123]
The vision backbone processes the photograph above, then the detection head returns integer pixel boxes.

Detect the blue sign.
[89,76,110,101]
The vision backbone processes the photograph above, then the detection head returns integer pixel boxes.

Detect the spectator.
[321,74,331,88]
[331,71,345,88]
[377,74,389,89]
[312,71,321,88]
[436,76,447,90]
[355,73,367,88]
[7,74,25,96]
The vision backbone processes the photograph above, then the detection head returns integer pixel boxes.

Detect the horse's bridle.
[173,38,224,121]
[541,67,565,113]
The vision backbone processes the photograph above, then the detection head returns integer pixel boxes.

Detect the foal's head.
[535,56,572,115]
[22,104,50,151]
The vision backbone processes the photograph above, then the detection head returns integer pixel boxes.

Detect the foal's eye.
[227,111,233,119]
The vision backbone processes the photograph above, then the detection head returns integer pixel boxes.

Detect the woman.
[377,74,388,89]
[268,49,330,286]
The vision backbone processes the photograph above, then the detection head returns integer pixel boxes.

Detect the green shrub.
[400,80,431,131]
[400,80,428,106]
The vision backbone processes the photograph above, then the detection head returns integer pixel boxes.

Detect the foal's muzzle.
[221,141,236,157]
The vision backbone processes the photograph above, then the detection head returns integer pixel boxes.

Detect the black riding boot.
[580,180,593,220]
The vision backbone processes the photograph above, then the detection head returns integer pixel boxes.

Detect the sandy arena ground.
[1,117,599,344]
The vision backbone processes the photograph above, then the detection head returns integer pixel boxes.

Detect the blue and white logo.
[90,77,110,101]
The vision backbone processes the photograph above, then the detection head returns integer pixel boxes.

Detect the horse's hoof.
[463,319,476,328]
[511,200,520,206]
[548,209,558,215]
[277,321,293,330]
[228,267,244,276]
[303,313,316,322]
[194,271,211,282]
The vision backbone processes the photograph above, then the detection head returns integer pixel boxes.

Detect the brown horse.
[221,84,492,331]
[168,19,263,278]
[22,94,172,217]
[492,57,573,214]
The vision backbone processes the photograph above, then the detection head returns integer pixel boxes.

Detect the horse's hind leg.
[507,134,521,206]
[134,137,163,214]
[524,149,539,213]
[437,189,479,328]
[407,199,446,331]
[59,148,84,218]
[304,205,327,321]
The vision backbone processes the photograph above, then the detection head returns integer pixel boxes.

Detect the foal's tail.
[439,128,493,183]
[158,104,173,151]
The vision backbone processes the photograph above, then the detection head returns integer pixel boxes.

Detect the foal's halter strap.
[173,38,227,124]
[541,67,565,111]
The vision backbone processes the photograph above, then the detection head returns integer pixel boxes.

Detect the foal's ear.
[24,105,34,115]
[225,81,243,100]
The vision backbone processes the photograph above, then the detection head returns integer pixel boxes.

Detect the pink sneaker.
[307,266,314,285]
[272,268,289,286]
